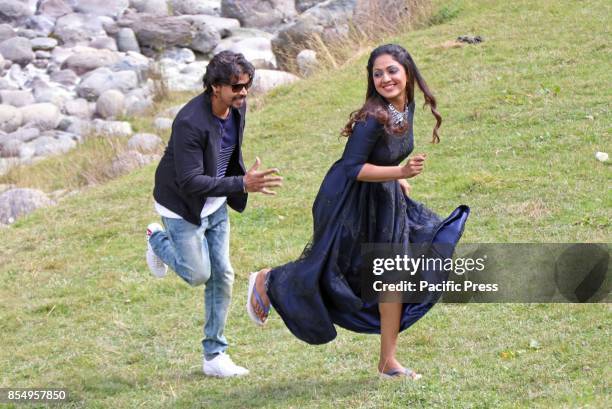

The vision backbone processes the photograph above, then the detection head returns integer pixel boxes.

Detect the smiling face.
[372,54,408,106]
[212,72,251,110]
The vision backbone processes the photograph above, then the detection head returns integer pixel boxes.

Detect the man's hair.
[202,51,255,94]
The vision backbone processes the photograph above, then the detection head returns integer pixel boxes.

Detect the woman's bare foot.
[379,358,421,379]
[251,268,271,322]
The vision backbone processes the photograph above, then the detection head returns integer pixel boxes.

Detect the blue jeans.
[149,204,234,358]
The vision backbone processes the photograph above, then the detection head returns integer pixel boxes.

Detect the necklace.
[388,102,409,126]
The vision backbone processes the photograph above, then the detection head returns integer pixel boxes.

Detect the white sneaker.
[146,223,167,278]
[203,353,249,378]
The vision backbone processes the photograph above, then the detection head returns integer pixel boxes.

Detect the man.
[146,51,282,378]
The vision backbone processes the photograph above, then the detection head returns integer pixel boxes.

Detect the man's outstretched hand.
[243,157,283,195]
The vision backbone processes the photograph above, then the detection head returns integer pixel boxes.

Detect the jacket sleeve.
[173,119,245,197]
[342,116,381,180]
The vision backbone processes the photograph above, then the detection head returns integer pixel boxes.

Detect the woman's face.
[372,54,407,104]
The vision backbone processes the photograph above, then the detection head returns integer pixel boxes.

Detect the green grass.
[1,0,611,407]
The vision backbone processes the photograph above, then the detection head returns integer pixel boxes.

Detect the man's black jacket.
[153,92,248,225]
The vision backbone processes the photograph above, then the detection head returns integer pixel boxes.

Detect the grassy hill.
[1,0,610,407]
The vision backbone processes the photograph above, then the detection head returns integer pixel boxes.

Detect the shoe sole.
[246,271,266,326]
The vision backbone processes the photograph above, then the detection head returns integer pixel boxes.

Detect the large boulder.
[76,67,139,100]
[62,98,93,119]
[89,36,118,51]
[116,27,140,53]
[96,89,125,119]
[29,131,77,157]
[171,0,220,16]
[110,51,151,82]
[215,36,276,69]
[0,104,22,132]
[38,0,73,18]
[24,15,56,36]
[49,68,78,86]
[0,0,33,25]
[61,46,122,75]
[32,81,74,105]
[250,69,299,94]
[131,0,170,16]
[19,103,61,130]
[0,188,55,224]
[92,119,132,138]
[53,13,107,46]
[271,0,356,70]
[0,37,34,66]
[73,0,129,18]
[3,126,39,143]
[117,12,193,51]
[124,87,153,115]
[190,20,221,54]
[0,90,35,107]
[221,0,296,30]
[177,14,240,38]
[0,24,15,43]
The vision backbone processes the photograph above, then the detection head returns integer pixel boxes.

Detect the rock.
[296,0,326,13]
[89,36,118,51]
[32,81,73,105]
[109,149,155,177]
[0,188,54,224]
[163,60,207,92]
[171,0,220,16]
[35,50,51,59]
[0,24,15,43]
[19,103,61,130]
[61,46,122,75]
[77,67,139,100]
[0,138,22,157]
[49,68,78,86]
[161,47,195,64]
[595,151,608,162]
[177,14,240,38]
[110,51,151,83]
[250,69,299,94]
[217,36,276,69]
[221,0,296,30]
[154,117,173,131]
[30,37,58,51]
[117,12,193,51]
[0,90,35,107]
[62,98,92,119]
[0,0,33,25]
[116,28,140,53]
[4,126,40,143]
[189,20,221,54]
[24,15,56,36]
[18,142,35,160]
[0,104,22,132]
[50,46,73,64]
[127,132,162,153]
[38,0,73,19]
[29,131,77,157]
[0,37,34,66]
[0,157,19,176]
[297,49,317,76]
[53,13,107,46]
[92,119,132,137]
[96,89,125,119]
[272,0,356,70]
[124,88,153,115]
[131,0,170,15]
[74,0,129,18]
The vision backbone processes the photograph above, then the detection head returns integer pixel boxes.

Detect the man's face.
[215,73,251,109]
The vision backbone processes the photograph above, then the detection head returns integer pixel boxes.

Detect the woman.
[247,44,470,379]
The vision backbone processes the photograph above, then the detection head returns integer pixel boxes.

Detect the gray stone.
[0,104,22,132]
[117,12,192,51]
[38,0,73,19]
[50,46,73,65]
[62,98,92,119]
[221,0,295,30]
[89,36,118,51]
[19,103,61,130]
[77,67,139,100]
[74,0,129,18]
[171,0,220,16]
[116,28,140,53]
[24,15,56,37]
[35,50,51,59]
[0,90,35,107]
[49,68,78,86]
[124,91,152,116]
[127,132,162,153]
[32,81,73,105]
[5,126,40,142]
[92,118,132,138]
[0,138,22,157]
[96,89,125,119]
[0,24,14,43]
[162,60,207,92]
[160,47,195,64]
[0,157,19,176]
[0,37,34,66]
[296,0,326,13]
[61,46,122,75]
[131,0,169,16]
[30,37,58,51]
[18,142,35,160]
[30,131,77,156]
[178,14,239,38]
[110,51,151,83]
[297,48,317,76]
[190,21,221,54]
[0,187,55,224]
[109,149,156,177]
[154,117,173,131]
[272,0,356,69]
[251,69,299,94]
[53,13,106,46]
[0,0,33,25]
[217,36,276,69]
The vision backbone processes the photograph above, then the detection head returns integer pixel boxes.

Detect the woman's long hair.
[342,44,441,143]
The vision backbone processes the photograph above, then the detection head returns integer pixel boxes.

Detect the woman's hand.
[400,153,426,178]
[398,179,412,196]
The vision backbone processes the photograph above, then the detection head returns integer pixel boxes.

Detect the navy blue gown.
[266,101,470,344]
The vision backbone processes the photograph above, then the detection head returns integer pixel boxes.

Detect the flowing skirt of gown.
[266,158,470,345]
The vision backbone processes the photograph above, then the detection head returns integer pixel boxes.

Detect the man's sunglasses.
[228,81,252,93]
